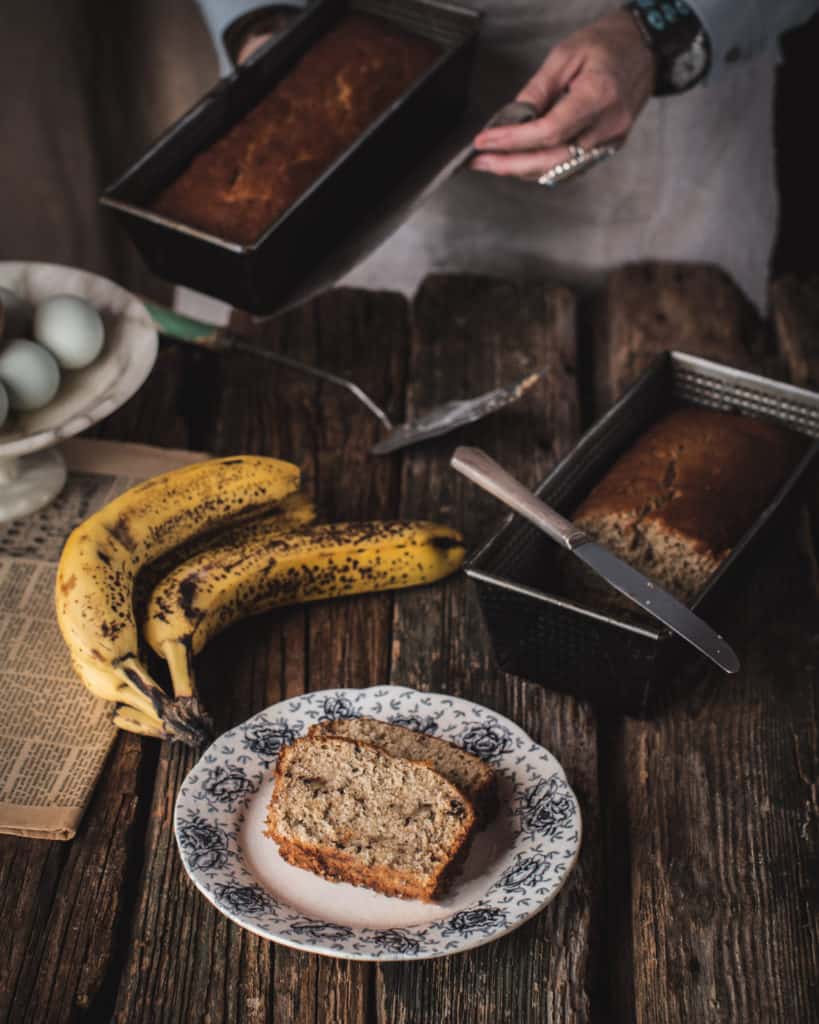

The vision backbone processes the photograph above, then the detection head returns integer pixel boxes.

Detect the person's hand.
[471,10,655,181]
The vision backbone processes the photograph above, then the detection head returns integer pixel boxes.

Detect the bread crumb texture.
[571,407,807,605]
[309,717,498,824]
[150,14,441,243]
[266,736,477,901]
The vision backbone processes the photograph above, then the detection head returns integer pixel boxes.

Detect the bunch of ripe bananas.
[55,455,465,745]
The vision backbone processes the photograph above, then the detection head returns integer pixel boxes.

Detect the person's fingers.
[473,45,575,151]
[470,145,574,181]
[572,104,632,151]
[515,45,577,113]
[475,74,611,155]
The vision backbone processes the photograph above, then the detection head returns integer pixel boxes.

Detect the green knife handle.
[144,301,224,348]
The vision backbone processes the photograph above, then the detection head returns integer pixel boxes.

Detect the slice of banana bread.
[309,717,498,824]
[265,736,476,901]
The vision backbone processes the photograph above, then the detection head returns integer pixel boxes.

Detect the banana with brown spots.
[55,455,302,745]
[142,521,465,720]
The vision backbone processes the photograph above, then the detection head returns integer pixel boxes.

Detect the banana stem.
[161,639,197,699]
[114,656,211,747]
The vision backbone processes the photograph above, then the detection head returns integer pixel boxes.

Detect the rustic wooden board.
[771,273,819,389]
[597,266,819,1023]
[376,275,601,1024]
[770,271,819,558]
[5,269,817,1024]
[594,263,760,411]
[0,346,189,1024]
[109,288,410,1023]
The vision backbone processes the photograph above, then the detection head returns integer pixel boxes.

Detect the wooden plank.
[0,350,190,1024]
[594,263,760,411]
[110,289,410,1023]
[771,273,819,388]
[597,269,819,1023]
[377,274,602,1024]
[0,735,153,1024]
[770,272,819,560]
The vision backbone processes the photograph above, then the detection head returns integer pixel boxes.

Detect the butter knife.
[451,446,740,674]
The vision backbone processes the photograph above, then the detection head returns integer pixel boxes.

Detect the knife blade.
[450,446,740,675]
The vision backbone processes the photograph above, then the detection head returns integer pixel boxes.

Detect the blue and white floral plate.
[174,685,582,961]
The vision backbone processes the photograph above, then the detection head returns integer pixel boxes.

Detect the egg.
[0,339,61,411]
[33,294,105,370]
[0,286,32,340]
[0,381,8,429]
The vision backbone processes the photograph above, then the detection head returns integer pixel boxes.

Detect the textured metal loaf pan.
[100,0,480,315]
[466,351,819,716]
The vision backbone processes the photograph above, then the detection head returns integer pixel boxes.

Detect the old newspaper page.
[0,439,203,840]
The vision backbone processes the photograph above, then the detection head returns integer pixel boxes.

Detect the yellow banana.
[132,491,315,623]
[145,521,465,703]
[71,655,159,721]
[113,705,166,738]
[56,455,300,745]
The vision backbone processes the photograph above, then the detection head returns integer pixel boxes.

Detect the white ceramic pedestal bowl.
[0,262,158,522]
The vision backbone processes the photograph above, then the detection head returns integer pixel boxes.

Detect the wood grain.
[376,274,601,1024]
[109,288,410,1022]
[4,270,817,1024]
[0,348,189,1024]
[596,265,819,1023]
[594,263,760,411]
[771,274,819,388]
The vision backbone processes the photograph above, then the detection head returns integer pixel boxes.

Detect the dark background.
[773,13,819,275]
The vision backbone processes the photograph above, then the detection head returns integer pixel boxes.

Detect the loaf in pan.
[100,0,481,314]
[465,351,819,715]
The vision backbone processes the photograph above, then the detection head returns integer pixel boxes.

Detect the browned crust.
[266,736,477,902]
[308,718,499,826]
[150,14,440,245]
[574,407,807,559]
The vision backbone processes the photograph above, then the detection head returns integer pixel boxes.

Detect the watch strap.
[626,1,711,95]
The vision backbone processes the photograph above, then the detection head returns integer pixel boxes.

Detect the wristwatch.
[625,1,711,95]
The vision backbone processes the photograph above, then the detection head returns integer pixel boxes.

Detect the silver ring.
[567,143,586,160]
[537,144,619,187]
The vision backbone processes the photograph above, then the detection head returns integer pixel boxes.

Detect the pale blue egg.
[33,294,105,370]
[0,339,61,411]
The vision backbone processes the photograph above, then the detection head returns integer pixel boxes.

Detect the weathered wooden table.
[2,267,817,1023]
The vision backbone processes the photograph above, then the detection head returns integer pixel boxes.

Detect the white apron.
[0,2,776,313]
[342,0,778,312]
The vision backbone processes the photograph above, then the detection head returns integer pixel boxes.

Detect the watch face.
[670,32,709,90]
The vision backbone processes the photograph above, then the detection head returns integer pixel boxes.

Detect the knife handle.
[451,446,587,550]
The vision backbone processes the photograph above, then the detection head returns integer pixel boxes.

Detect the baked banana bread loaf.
[265,735,476,901]
[150,13,441,244]
[309,717,498,824]
[571,407,807,605]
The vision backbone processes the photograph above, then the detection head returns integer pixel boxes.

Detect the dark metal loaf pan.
[465,351,819,717]
[100,0,480,315]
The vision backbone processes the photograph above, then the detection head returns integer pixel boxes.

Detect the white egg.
[0,286,32,340]
[33,294,105,370]
[0,381,8,428]
[0,339,61,411]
